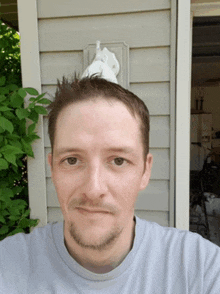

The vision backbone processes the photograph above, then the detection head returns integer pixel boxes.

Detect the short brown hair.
[47,75,150,162]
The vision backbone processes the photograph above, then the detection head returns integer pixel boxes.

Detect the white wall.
[191,0,220,3]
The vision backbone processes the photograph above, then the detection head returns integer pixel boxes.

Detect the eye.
[65,157,78,165]
[112,157,127,166]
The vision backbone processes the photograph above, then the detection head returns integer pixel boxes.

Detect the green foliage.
[0,75,51,241]
[0,19,21,87]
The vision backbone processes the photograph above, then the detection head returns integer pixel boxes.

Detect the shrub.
[0,75,51,241]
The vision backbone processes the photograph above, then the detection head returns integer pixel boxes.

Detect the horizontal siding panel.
[42,82,170,116]
[43,115,170,149]
[38,0,170,18]
[130,83,170,115]
[134,210,169,226]
[44,147,169,179]
[137,180,169,211]
[47,207,168,227]
[46,177,168,211]
[150,116,169,148]
[47,207,64,224]
[40,52,83,85]
[38,11,170,52]
[40,47,170,85]
[130,47,170,83]
[150,148,169,180]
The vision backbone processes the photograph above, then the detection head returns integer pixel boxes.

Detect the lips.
[76,207,109,214]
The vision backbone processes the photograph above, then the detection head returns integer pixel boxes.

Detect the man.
[1,75,220,293]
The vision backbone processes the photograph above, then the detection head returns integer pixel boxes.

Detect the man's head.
[48,75,150,165]
[47,75,153,253]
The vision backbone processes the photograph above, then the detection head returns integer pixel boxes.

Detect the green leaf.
[15,108,29,120]
[0,95,6,103]
[38,98,51,105]
[19,218,30,229]
[0,225,9,235]
[0,106,12,112]
[34,105,48,115]
[0,88,9,95]
[4,153,17,166]
[29,109,39,123]
[35,93,46,101]
[4,111,16,120]
[27,123,36,134]
[0,215,6,224]
[10,92,24,108]
[8,215,20,221]
[11,164,18,173]
[27,134,40,142]
[13,186,24,195]
[18,88,26,99]
[8,140,22,150]
[29,98,36,102]
[0,116,14,133]
[7,228,24,236]
[23,208,30,218]
[24,87,39,96]
[0,158,8,170]
[28,218,40,228]
[0,145,23,155]
[21,138,34,157]
[9,207,20,216]
[0,76,6,87]
[7,84,18,91]
[12,199,27,210]
[27,102,35,109]
[6,134,20,140]
[0,188,13,200]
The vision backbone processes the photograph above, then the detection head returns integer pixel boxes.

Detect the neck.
[64,216,136,274]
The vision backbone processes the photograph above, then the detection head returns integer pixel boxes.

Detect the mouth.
[76,207,109,215]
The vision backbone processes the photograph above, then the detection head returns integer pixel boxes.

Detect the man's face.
[48,97,152,250]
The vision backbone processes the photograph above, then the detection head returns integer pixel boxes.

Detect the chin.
[67,217,123,251]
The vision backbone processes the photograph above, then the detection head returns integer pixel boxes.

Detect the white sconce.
[81,41,120,83]
[82,41,129,88]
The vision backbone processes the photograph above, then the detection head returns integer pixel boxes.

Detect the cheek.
[52,171,79,203]
[113,174,141,208]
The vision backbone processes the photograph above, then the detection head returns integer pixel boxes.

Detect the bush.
[0,20,21,87]
[0,75,51,241]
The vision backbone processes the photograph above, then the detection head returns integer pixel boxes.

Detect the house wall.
[191,0,220,3]
[21,0,177,228]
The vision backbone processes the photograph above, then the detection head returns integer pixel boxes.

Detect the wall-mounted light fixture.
[82,40,129,88]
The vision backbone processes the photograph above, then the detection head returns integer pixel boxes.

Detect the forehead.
[54,98,142,153]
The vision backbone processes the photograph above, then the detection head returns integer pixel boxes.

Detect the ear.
[139,153,153,191]
[48,152,53,172]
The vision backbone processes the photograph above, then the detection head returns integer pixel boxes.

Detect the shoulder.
[136,217,220,292]
[0,222,56,268]
[137,216,220,257]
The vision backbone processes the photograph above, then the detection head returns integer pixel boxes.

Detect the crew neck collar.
[52,215,146,281]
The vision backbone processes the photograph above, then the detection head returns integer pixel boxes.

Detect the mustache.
[67,198,118,214]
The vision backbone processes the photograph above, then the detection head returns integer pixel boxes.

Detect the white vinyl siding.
[18,0,177,228]
[37,0,170,17]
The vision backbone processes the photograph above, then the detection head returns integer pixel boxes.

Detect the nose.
[82,161,108,200]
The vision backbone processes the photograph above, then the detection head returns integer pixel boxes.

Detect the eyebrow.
[55,147,137,157]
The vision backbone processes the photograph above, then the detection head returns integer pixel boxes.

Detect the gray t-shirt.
[1,215,220,293]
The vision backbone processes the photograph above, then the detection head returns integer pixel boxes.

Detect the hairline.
[51,96,147,170]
